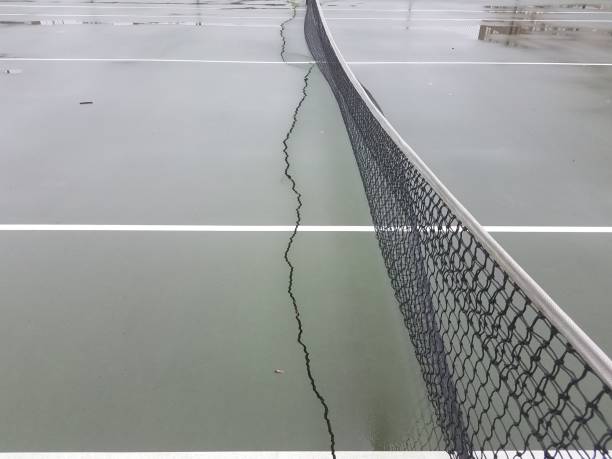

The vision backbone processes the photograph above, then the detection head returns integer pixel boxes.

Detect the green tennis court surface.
[0,0,610,455]
[0,0,434,451]
[323,0,612,356]
[0,232,432,450]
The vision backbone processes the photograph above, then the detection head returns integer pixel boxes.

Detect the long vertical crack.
[281,64,337,458]
[279,0,297,62]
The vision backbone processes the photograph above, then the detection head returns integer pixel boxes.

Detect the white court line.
[0,3,298,10]
[0,225,611,233]
[1,58,611,66]
[2,4,610,14]
[0,13,292,19]
[0,225,372,232]
[0,452,599,459]
[0,58,315,64]
[348,61,612,66]
[325,16,612,22]
[322,8,612,14]
[0,20,280,27]
[0,453,447,459]
[486,226,612,233]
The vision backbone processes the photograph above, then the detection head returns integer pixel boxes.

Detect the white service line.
[348,61,612,66]
[0,453,446,459]
[0,13,293,19]
[0,58,315,64]
[486,226,612,233]
[0,3,299,10]
[0,225,611,233]
[0,225,371,232]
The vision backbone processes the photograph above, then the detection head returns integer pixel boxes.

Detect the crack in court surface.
[279,1,297,62]
[280,63,337,458]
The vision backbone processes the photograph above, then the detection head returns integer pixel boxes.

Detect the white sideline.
[0,225,611,233]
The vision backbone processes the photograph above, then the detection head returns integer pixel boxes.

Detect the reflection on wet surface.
[0,18,281,26]
[484,3,611,12]
[478,22,612,47]
[476,4,612,47]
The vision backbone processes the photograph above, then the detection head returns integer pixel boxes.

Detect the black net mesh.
[304,0,612,457]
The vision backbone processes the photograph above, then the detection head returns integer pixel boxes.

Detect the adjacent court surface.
[1,0,611,454]
[323,0,612,355]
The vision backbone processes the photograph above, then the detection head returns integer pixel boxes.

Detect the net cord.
[310,0,612,387]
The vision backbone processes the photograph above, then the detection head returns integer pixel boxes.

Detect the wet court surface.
[324,0,612,355]
[0,232,429,451]
[1,0,611,453]
[0,0,434,452]
[0,61,372,225]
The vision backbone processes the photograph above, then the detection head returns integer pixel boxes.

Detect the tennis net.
[304,0,612,457]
